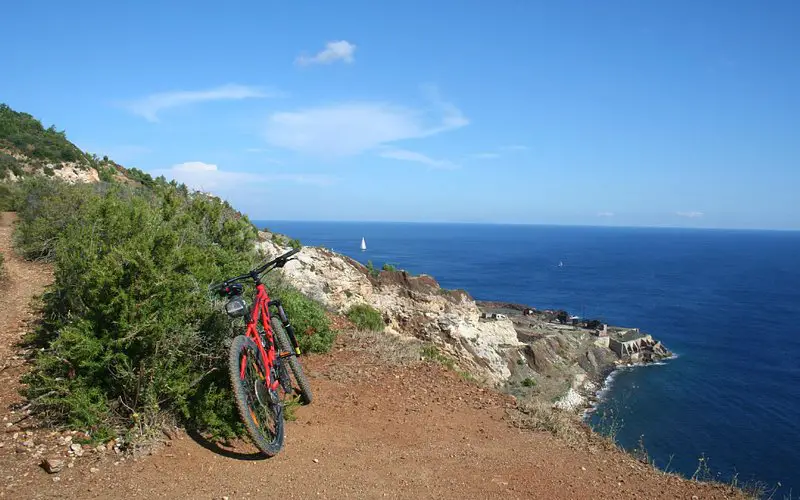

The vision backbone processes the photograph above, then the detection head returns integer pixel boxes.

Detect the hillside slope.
[0,103,147,185]
[0,217,744,499]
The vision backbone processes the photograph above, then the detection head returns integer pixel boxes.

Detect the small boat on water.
[558,261,563,267]
[361,237,367,251]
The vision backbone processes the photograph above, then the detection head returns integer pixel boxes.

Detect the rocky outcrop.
[1,147,100,184]
[50,163,100,184]
[257,235,521,385]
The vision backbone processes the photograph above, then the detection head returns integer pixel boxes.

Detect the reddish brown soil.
[0,214,744,499]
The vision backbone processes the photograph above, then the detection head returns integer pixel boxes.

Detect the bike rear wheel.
[228,335,284,456]
[271,317,314,405]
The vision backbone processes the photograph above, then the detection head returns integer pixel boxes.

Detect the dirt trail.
[0,215,742,499]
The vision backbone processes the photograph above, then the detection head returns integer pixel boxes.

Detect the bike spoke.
[239,348,279,439]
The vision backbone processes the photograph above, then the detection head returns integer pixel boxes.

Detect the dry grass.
[506,400,590,445]
[344,328,424,365]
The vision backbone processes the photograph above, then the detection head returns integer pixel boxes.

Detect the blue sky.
[1,0,798,229]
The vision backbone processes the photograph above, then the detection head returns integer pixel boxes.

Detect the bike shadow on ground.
[186,429,267,461]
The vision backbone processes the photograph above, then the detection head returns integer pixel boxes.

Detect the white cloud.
[296,40,356,66]
[263,88,468,157]
[597,212,615,217]
[676,211,704,218]
[153,161,333,192]
[125,84,276,122]
[379,148,458,169]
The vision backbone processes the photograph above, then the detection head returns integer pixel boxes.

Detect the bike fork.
[269,299,302,356]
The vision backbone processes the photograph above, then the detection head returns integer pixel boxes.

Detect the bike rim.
[239,346,280,441]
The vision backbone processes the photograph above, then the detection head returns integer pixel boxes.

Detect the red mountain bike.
[211,248,312,456]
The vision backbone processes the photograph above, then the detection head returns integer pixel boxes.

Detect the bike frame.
[241,282,302,391]
[241,283,280,390]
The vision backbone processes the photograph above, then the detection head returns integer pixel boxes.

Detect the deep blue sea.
[256,221,800,492]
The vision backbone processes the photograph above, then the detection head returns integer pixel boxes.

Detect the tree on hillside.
[0,103,85,164]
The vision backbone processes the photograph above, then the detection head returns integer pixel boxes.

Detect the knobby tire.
[271,317,314,405]
[228,335,284,457]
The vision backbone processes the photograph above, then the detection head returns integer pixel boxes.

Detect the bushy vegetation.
[365,260,379,278]
[381,263,397,272]
[420,343,455,369]
[0,181,21,211]
[0,152,24,178]
[0,104,85,164]
[125,167,155,188]
[0,252,5,279]
[15,176,335,442]
[271,285,336,353]
[346,304,385,332]
[270,233,302,251]
[97,164,116,182]
[13,177,95,260]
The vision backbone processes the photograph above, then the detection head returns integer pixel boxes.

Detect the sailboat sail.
[361,237,367,251]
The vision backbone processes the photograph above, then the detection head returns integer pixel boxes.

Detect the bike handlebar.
[210,248,300,294]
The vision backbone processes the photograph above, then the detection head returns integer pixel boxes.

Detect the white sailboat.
[558,261,563,267]
[361,237,367,251]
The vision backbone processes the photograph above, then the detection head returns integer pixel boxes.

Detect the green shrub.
[13,177,95,260]
[346,304,384,332]
[20,178,262,440]
[366,260,379,278]
[522,377,536,387]
[272,285,336,353]
[421,343,455,369]
[0,152,24,178]
[288,238,301,250]
[43,166,55,177]
[12,174,335,444]
[381,263,397,272]
[98,166,115,183]
[126,168,155,188]
[0,252,5,278]
[0,182,21,211]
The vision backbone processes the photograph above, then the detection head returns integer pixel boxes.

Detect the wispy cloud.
[379,148,458,169]
[467,144,528,160]
[263,87,468,157]
[296,40,356,66]
[597,212,615,217]
[470,152,501,160]
[125,84,277,122]
[152,161,333,192]
[676,211,704,218]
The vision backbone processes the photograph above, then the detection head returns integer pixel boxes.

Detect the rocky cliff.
[258,234,672,411]
[258,234,522,385]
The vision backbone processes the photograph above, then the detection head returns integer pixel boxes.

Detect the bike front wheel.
[228,335,284,456]
[271,317,314,405]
